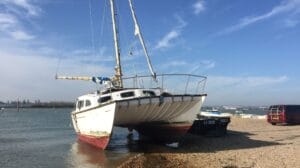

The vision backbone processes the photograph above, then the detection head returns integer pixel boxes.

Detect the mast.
[109,0,123,88]
[128,0,156,79]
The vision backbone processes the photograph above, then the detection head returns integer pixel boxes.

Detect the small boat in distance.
[56,0,207,149]
[199,109,232,118]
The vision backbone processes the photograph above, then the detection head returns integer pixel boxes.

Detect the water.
[221,109,268,115]
[0,108,140,168]
[244,109,268,115]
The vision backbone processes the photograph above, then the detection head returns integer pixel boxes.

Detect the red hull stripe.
[135,123,192,141]
[78,134,110,150]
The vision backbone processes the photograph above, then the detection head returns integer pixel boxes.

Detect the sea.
[0,108,142,168]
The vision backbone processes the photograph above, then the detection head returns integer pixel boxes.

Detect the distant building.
[223,106,237,110]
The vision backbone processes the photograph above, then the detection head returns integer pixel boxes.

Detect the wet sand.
[119,117,300,168]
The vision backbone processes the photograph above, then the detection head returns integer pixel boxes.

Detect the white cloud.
[158,60,216,74]
[0,13,18,30]
[205,75,289,105]
[217,0,300,35]
[245,76,288,87]
[0,44,112,101]
[10,30,34,40]
[161,60,188,69]
[174,14,187,29]
[0,12,34,40]
[167,60,188,67]
[155,15,187,49]
[208,76,288,89]
[193,0,205,15]
[0,13,17,25]
[188,60,216,73]
[65,47,117,64]
[0,0,40,40]
[155,30,180,49]
[284,18,299,27]
[1,0,41,16]
[201,60,215,69]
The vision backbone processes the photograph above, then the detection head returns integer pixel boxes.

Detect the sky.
[0,0,300,106]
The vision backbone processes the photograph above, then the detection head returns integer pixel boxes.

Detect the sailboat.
[56,0,207,149]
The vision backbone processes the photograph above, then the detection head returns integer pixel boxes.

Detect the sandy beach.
[119,117,300,168]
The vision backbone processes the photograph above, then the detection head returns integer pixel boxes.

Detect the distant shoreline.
[0,102,74,109]
[3,106,75,108]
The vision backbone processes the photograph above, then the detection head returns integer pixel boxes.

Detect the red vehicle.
[267,105,300,125]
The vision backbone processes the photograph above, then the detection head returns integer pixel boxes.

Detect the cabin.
[75,88,161,112]
[267,105,300,125]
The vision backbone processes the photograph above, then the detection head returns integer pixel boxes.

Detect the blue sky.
[0,0,300,106]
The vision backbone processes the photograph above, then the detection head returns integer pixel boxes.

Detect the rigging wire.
[99,0,108,50]
[89,0,96,57]
[55,57,62,76]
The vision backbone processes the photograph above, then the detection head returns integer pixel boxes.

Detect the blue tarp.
[92,77,111,84]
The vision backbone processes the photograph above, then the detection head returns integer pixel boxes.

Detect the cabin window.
[270,106,279,113]
[98,96,112,103]
[77,100,84,109]
[143,90,156,97]
[121,91,135,98]
[278,106,284,112]
[85,100,91,107]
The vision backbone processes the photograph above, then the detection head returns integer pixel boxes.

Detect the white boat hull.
[114,95,206,126]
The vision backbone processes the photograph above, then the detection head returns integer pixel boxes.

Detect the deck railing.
[122,74,207,95]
